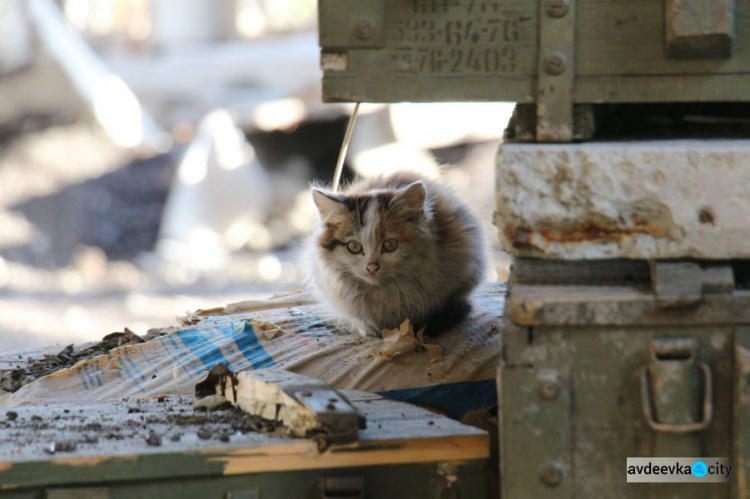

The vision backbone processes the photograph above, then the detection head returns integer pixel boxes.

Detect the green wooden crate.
[319,0,745,104]
[0,392,490,498]
[319,0,745,141]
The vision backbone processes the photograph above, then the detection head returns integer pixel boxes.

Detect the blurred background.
[0,0,512,351]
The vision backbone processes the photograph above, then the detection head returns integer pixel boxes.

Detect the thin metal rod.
[332,102,360,192]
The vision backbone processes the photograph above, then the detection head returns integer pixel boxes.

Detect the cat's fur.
[308,171,486,337]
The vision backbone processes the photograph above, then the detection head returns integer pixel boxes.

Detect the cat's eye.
[382,239,398,252]
[346,241,363,254]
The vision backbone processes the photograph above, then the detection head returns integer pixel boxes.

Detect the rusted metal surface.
[665,0,735,58]
[504,217,669,253]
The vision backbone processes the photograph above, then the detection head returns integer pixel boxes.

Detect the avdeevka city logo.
[626,457,732,482]
[692,461,708,478]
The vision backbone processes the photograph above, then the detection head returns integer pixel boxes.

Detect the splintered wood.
[376,319,443,363]
[224,369,322,436]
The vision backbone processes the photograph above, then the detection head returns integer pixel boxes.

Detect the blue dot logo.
[692,461,708,478]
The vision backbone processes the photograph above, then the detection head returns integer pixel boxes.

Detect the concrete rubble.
[495,140,750,260]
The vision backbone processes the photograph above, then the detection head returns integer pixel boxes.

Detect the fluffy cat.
[308,171,486,337]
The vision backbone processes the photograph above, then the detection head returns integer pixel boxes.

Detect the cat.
[308,171,487,337]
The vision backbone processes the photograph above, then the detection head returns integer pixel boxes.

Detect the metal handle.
[321,477,365,499]
[640,361,713,433]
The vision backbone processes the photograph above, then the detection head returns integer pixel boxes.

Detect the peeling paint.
[53,455,138,467]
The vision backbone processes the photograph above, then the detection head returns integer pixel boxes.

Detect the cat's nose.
[366,263,380,275]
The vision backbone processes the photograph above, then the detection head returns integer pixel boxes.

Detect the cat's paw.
[346,321,380,338]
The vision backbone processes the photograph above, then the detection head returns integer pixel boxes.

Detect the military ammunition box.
[319,0,748,141]
[499,259,749,497]
[0,393,490,498]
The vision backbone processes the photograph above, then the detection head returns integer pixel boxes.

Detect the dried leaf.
[423,344,444,363]
[399,319,413,337]
[376,319,443,364]
[263,328,282,340]
[416,326,426,344]
[250,318,284,340]
[376,319,419,360]
[381,326,402,344]
[376,350,399,361]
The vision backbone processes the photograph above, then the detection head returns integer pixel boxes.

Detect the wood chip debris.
[376,319,443,363]
[250,318,283,340]
[194,365,364,445]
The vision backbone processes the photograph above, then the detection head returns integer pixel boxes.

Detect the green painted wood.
[536,0,576,141]
[0,462,489,499]
[0,394,488,498]
[320,0,750,104]
[576,74,750,103]
[318,0,386,49]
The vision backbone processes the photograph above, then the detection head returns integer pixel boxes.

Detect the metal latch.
[640,337,713,433]
[651,261,734,307]
[290,388,366,446]
[665,0,734,59]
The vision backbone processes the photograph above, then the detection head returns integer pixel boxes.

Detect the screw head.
[541,465,563,486]
[354,20,374,40]
[543,53,567,75]
[546,0,569,18]
[539,380,560,400]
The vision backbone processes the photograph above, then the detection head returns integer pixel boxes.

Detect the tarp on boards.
[0,283,506,420]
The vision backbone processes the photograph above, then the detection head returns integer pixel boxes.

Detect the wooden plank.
[0,393,487,489]
[575,74,750,103]
[213,435,488,475]
[322,0,539,103]
[322,75,536,103]
[31,462,489,499]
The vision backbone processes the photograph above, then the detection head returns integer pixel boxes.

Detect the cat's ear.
[312,188,346,218]
[392,181,426,217]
